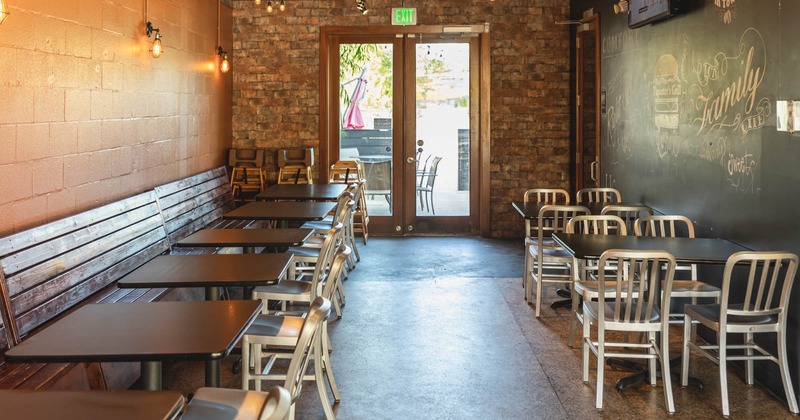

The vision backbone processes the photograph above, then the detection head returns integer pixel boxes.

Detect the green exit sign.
[392,7,417,26]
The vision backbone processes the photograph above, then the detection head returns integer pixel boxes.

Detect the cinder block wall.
[232,0,571,238]
[0,0,233,236]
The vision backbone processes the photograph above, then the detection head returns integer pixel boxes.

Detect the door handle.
[407,157,416,164]
[590,161,598,182]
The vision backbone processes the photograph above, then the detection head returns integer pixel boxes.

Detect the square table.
[223,201,337,227]
[0,390,184,420]
[175,228,313,254]
[118,253,293,301]
[5,300,263,390]
[256,184,347,201]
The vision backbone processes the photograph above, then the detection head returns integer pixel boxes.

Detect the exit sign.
[392,8,417,26]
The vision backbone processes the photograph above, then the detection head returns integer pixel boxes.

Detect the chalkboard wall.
[570,0,800,407]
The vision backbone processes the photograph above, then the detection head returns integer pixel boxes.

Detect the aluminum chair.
[600,204,653,235]
[243,252,347,420]
[522,188,570,238]
[181,385,291,420]
[583,249,677,414]
[634,215,720,324]
[566,215,627,347]
[524,204,590,316]
[576,187,621,204]
[681,251,799,417]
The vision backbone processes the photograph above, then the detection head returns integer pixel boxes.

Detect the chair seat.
[247,313,305,340]
[254,280,314,296]
[287,246,322,259]
[575,281,639,297]
[684,303,777,325]
[182,387,268,420]
[670,280,720,295]
[527,244,572,260]
[584,300,661,324]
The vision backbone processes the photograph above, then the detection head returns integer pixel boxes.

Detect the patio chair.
[416,156,442,214]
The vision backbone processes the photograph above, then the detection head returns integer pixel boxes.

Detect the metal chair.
[600,204,653,235]
[576,187,621,204]
[416,156,442,214]
[634,215,721,324]
[681,251,799,417]
[524,204,590,316]
[243,255,344,420]
[566,215,628,347]
[181,385,291,420]
[583,249,677,414]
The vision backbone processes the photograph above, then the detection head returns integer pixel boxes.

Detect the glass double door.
[325,32,480,235]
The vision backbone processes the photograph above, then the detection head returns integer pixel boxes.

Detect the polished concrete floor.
[162,237,795,419]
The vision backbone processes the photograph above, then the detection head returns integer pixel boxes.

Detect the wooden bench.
[0,191,171,391]
[154,166,267,257]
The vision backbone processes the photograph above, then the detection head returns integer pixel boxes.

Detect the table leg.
[141,361,162,391]
[206,286,221,301]
[613,357,704,391]
[206,359,221,387]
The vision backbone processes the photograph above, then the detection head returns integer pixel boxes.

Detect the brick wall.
[232,0,570,238]
[0,0,233,236]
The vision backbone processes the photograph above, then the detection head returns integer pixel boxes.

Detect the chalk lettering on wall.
[605,67,635,161]
[601,30,640,58]
[698,136,729,166]
[690,28,766,136]
[714,0,737,24]
[654,54,681,131]
[726,150,757,193]
[741,97,770,134]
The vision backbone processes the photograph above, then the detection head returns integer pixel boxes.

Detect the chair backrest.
[601,205,653,235]
[567,215,628,236]
[423,157,442,188]
[283,297,331,405]
[259,386,292,420]
[596,249,677,327]
[634,215,695,238]
[534,205,591,244]
[523,188,570,204]
[719,252,798,325]
[330,191,355,229]
[320,246,351,302]
[576,187,621,204]
[309,224,343,299]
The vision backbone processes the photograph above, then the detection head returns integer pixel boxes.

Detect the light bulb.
[280,0,286,11]
[267,1,273,12]
[255,0,261,4]
[151,34,163,58]
[0,0,8,24]
[220,54,230,73]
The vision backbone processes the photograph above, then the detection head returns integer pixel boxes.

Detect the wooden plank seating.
[0,191,172,391]
[153,166,269,257]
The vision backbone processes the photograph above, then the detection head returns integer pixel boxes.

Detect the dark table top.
[5,300,262,363]
[511,201,647,219]
[256,184,347,201]
[176,228,313,248]
[117,254,292,289]
[223,201,336,221]
[0,390,184,420]
[552,233,751,264]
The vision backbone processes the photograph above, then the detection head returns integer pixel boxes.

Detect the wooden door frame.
[575,14,601,191]
[319,25,491,236]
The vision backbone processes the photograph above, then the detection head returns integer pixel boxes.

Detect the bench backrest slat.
[0,191,169,347]
[154,167,235,245]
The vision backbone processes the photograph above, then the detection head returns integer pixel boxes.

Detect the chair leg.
[660,329,675,414]
[596,332,605,411]
[719,332,730,417]
[583,314,591,383]
[321,326,341,403]
[314,336,336,420]
[430,190,435,215]
[778,328,800,414]
[523,245,531,302]
[681,313,692,387]
[648,332,657,386]
[745,332,754,385]
[534,266,543,318]
[242,337,251,390]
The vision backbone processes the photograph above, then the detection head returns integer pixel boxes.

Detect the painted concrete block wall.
[0,0,233,235]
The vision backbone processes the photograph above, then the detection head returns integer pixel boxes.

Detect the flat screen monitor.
[628,0,680,28]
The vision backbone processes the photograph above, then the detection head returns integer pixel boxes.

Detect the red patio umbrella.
[342,68,367,129]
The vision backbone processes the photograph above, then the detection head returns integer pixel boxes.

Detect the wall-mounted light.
[255,0,261,4]
[614,0,629,14]
[356,0,368,15]
[217,47,230,73]
[146,21,163,58]
[0,0,10,24]
[280,0,286,11]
